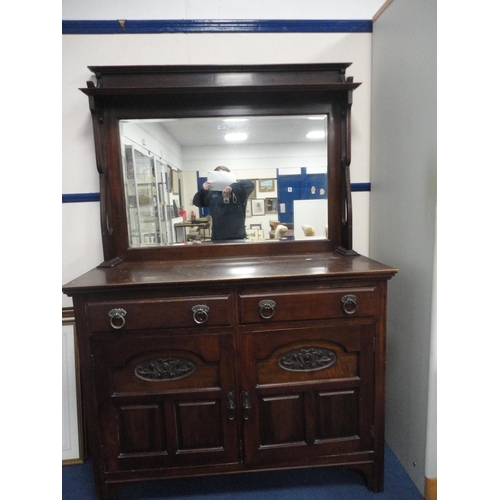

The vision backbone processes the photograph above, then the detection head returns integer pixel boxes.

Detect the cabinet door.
[90,331,238,472]
[240,322,374,465]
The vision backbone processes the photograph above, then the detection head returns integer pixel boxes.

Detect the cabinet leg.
[106,484,121,500]
[95,482,120,500]
[371,456,385,492]
[346,463,384,493]
[368,472,384,493]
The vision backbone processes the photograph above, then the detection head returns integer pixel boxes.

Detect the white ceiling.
[153,115,327,147]
[62,0,390,21]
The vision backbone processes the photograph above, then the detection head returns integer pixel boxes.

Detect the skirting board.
[425,477,437,500]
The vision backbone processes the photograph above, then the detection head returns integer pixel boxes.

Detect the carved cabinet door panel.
[90,330,239,472]
[240,322,375,466]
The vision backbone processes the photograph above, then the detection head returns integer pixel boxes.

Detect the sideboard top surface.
[63,253,398,296]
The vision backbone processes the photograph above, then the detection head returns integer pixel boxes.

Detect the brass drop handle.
[227,391,236,421]
[108,308,127,329]
[259,299,276,319]
[341,294,358,315]
[243,391,251,420]
[192,305,210,324]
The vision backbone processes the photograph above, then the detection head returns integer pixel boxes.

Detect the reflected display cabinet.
[123,145,173,246]
[63,64,397,500]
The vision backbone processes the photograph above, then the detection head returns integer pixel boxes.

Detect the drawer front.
[87,295,232,332]
[239,287,376,324]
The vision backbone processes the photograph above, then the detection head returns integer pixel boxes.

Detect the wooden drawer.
[87,295,232,332]
[239,287,376,324]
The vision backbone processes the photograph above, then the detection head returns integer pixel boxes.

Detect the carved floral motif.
[279,347,337,372]
[135,357,196,381]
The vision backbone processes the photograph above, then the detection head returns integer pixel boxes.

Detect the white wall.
[62,0,387,21]
[62,32,374,307]
[370,0,436,494]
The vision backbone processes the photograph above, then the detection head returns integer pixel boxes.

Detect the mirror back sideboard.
[63,64,397,500]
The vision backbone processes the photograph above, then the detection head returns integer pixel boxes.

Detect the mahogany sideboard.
[63,253,397,499]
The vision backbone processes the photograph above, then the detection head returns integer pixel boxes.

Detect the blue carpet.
[63,444,423,500]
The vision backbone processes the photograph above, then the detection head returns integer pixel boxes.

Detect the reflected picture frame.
[251,199,266,216]
[246,228,258,239]
[172,170,179,194]
[258,178,275,192]
[265,198,278,214]
[249,180,257,199]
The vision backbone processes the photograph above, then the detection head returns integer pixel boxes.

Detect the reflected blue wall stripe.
[62,184,370,203]
[62,19,372,35]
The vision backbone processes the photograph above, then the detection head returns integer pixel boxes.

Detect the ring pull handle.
[192,305,210,325]
[227,391,236,421]
[259,299,276,320]
[341,294,358,315]
[108,308,127,329]
[243,391,251,420]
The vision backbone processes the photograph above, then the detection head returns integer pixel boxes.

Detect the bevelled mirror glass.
[120,114,328,247]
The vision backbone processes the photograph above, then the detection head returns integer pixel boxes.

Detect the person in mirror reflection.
[193,166,254,241]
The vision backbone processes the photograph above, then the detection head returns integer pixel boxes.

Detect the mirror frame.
[80,64,361,264]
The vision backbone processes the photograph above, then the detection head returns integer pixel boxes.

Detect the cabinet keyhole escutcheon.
[243,391,251,420]
[227,391,236,420]
[259,300,276,319]
[192,304,210,324]
[108,308,127,329]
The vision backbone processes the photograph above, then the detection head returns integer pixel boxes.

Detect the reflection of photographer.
[193,166,254,241]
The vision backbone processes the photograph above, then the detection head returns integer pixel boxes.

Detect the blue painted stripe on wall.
[62,193,100,203]
[351,183,371,192]
[62,19,372,35]
[62,184,370,203]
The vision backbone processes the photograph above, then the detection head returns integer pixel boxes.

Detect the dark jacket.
[193,180,254,241]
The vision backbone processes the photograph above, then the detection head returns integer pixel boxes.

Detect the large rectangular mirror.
[120,115,328,247]
[81,64,360,262]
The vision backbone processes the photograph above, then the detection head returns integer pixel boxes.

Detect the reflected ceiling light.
[229,266,256,276]
[225,132,248,142]
[224,118,248,122]
[308,115,326,120]
[306,131,326,140]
